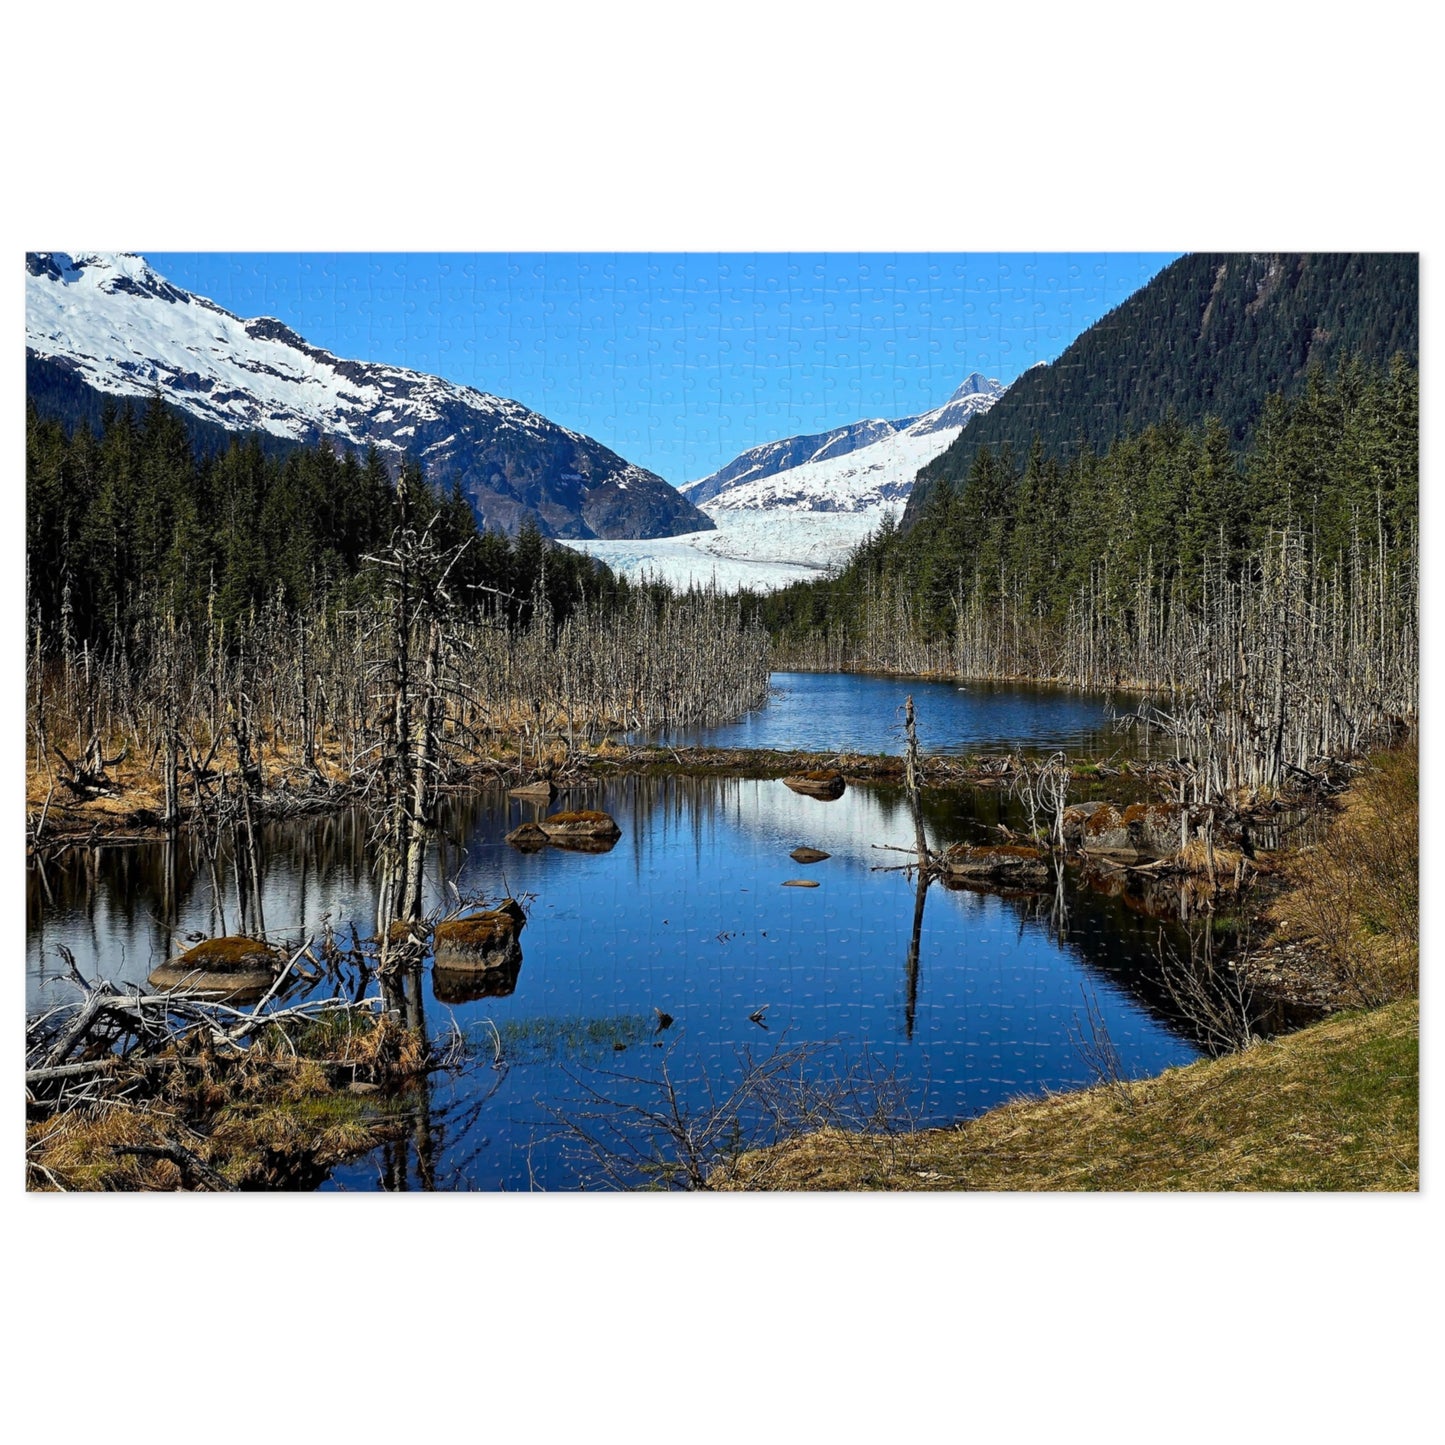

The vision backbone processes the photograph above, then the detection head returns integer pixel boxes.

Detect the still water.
[646,671,1140,756]
[29,707,1204,1190]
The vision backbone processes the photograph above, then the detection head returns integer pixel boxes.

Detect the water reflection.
[30,773,1223,1190]
[434,959,522,1004]
[640,672,1147,758]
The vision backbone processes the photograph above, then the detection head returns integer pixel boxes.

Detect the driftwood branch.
[111,1139,238,1191]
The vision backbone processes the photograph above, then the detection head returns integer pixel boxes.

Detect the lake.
[27,671,1206,1189]
[643,671,1141,757]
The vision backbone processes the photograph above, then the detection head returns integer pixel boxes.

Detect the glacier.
[566,507,894,592]
[564,372,1005,591]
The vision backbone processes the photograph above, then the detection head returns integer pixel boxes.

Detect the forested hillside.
[752,354,1417,795]
[763,353,1416,646]
[25,394,632,646]
[27,251,716,542]
[903,253,1418,528]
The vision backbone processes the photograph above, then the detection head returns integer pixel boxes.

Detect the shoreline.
[719,999,1419,1192]
[22,737,1187,852]
[719,746,1419,1190]
[25,729,1415,1191]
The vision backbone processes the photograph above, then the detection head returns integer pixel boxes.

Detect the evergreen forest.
[25,392,638,647]
[903,252,1418,528]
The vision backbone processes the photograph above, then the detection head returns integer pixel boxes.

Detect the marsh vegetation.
[24,352,1417,1191]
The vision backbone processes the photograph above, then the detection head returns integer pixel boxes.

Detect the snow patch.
[685,376,1003,515]
[25,250,519,447]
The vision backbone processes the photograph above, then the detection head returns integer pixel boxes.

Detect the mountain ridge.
[903,252,1419,529]
[564,371,1005,592]
[25,251,713,541]
[684,371,1003,515]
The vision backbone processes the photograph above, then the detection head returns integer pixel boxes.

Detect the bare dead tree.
[362,477,475,961]
[1014,751,1071,850]
[775,524,1416,807]
[1069,983,1133,1105]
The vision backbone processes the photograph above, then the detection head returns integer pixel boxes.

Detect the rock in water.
[1074,802,1188,861]
[505,821,550,851]
[1076,803,1137,860]
[1060,800,1107,843]
[782,878,821,888]
[782,771,846,800]
[148,936,281,999]
[538,809,622,852]
[790,846,831,863]
[1122,802,1187,858]
[509,779,557,802]
[941,843,1050,885]
[434,900,527,973]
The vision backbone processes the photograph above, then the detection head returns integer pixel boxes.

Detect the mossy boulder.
[434,900,527,972]
[1077,803,1137,859]
[544,834,620,855]
[1061,800,1108,843]
[148,935,280,998]
[783,770,846,800]
[538,809,621,852]
[1122,802,1187,857]
[942,843,1050,885]
[1075,801,1197,861]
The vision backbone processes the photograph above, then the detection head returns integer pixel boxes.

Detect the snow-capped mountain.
[565,372,1006,592]
[683,416,916,506]
[25,252,712,541]
[681,372,1004,514]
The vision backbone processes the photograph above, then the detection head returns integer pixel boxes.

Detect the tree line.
[757,354,1416,650]
[25,391,641,647]
[748,355,1417,796]
[25,395,773,815]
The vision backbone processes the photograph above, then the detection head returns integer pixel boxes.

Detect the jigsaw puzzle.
[24,251,1419,1192]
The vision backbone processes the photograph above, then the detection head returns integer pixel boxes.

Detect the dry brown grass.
[1268,745,1418,1007]
[1176,836,1248,880]
[28,1090,394,1192]
[25,733,357,836]
[721,999,1418,1192]
[27,1010,427,1191]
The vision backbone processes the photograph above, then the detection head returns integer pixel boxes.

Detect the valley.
[23,249,1418,1199]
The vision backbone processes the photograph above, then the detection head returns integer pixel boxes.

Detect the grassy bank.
[1261,745,1418,1009]
[723,999,1418,1191]
[726,744,1418,1191]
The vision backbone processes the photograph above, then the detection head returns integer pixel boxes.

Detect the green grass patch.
[479,1014,650,1065]
[724,999,1418,1192]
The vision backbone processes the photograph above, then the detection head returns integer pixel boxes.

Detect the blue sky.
[145,252,1181,484]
